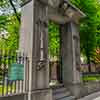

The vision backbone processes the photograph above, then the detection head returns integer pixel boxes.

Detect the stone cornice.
[21,0,32,7]
[21,0,86,24]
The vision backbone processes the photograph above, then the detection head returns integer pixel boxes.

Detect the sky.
[0,1,21,16]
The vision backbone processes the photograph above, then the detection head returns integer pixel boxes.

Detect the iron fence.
[0,50,27,96]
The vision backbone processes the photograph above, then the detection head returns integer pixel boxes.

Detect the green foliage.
[71,0,100,67]
[6,16,20,49]
[0,15,20,49]
[82,73,100,81]
[0,0,21,50]
[0,16,8,31]
[0,85,15,94]
[82,76,100,81]
[48,21,60,57]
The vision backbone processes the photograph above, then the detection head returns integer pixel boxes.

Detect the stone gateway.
[19,0,85,100]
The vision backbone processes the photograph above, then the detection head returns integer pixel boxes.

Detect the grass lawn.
[82,75,100,81]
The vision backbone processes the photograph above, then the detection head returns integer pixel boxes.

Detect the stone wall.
[30,89,52,100]
[66,81,100,99]
[0,89,52,100]
[0,94,27,100]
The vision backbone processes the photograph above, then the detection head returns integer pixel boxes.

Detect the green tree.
[71,0,100,72]
[0,0,21,49]
[48,21,60,58]
[0,15,8,32]
[6,15,20,49]
[0,0,21,22]
[0,15,20,49]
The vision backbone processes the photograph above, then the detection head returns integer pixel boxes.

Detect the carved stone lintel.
[36,18,48,28]
[49,0,61,8]
[73,35,79,40]
[39,0,49,5]
[36,60,47,71]
[39,0,61,8]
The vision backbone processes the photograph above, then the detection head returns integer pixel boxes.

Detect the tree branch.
[9,0,20,22]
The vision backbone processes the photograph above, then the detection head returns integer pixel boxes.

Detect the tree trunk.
[87,56,91,72]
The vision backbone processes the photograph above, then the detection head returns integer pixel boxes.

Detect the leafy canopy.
[71,0,100,65]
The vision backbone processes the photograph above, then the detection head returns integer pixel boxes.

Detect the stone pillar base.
[65,83,88,98]
[65,82,100,99]
[28,89,52,100]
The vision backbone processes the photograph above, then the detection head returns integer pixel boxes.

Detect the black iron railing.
[0,50,27,96]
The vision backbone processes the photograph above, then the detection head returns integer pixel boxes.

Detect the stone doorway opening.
[49,21,62,86]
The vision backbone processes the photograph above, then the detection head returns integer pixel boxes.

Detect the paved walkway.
[78,92,100,100]
[93,97,100,100]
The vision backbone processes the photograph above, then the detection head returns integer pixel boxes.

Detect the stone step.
[55,96,75,100]
[53,87,68,94]
[52,87,75,100]
[53,92,71,100]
